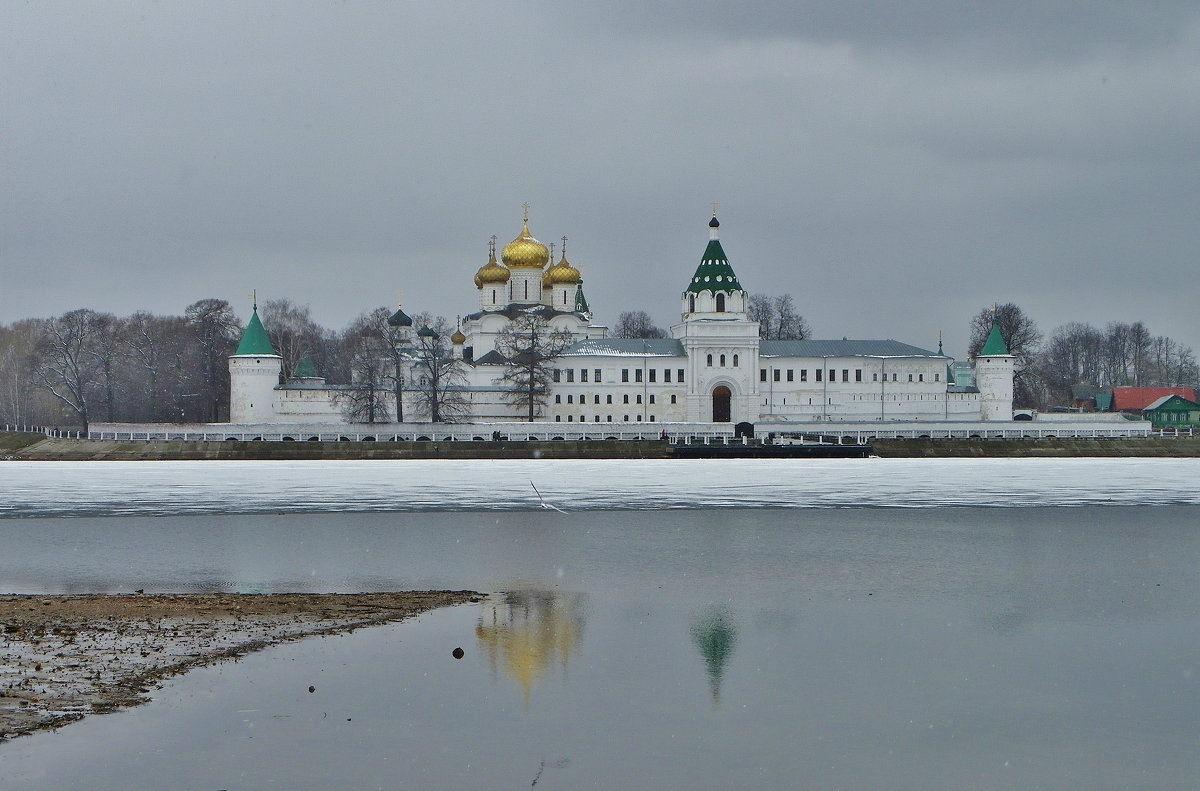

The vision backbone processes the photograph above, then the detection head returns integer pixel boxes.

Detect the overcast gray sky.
[3,1,1198,358]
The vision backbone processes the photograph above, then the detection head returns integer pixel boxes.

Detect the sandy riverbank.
[0,591,480,741]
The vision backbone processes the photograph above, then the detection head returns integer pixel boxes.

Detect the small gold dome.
[543,252,582,287]
[501,219,550,269]
[450,329,466,345]
[474,249,510,288]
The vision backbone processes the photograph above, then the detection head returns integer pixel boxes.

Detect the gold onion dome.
[501,219,550,269]
[474,249,510,288]
[544,251,582,286]
[450,329,466,345]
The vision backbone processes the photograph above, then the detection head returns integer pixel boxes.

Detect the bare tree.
[408,316,469,423]
[346,307,414,421]
[748,293,811,340]
[968,303,1043,408]
[1039,322,1106,405]
[337,324,392,424]
[0,320,44,425]
[770,294,811,340]
[613,311,666,339]
[185,299,241,421]
[31,309,108,432]
[495,313,574,421]
[261,299,330,380]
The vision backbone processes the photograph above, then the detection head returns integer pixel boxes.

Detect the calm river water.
[1,458,1198,790]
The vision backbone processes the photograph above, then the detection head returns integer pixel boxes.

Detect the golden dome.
[543,252,582,287]
[450,329,466,345]
[474,248,510,288]
[501,219,550,269]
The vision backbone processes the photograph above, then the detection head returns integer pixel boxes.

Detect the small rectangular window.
[553,369,561,383]
[636,394,643,404]
[555,394,561,404]
[842,369,849,382]
[581,368,588,382]
[670,394,676,404]
[773,369,781,382]
[908,373,913,382]
[664,369,672,383]
[566,369,574,383]
[678,369,685,383]
[649,369,657,383]
[760,369,767,382]
[919,373,924,382]
[801,369,808,382]
[635,369,643,383]
[855,369,862,382]
[935,373,940,382]
[595,369,602,383]
[594,394,600,404]
[816,370,823,382]
[567,394,573,404]
[606,394,612,404]
[621,369,629,383]
[787,369,794,382]
[623,394,629,404]
[649,394,655,404]
[873,372,878,382]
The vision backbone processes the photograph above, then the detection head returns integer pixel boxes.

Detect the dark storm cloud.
[2,1,1197,359]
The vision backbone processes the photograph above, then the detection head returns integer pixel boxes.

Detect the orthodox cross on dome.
[561,236,568,257]
[548,242,556,263]
[247,289,258,310]
[522,202,531,221]
[489,235,497,256]
[396,290,405,309]
[710,200,718,217]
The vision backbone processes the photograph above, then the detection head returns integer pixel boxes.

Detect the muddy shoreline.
[0,591,480,741]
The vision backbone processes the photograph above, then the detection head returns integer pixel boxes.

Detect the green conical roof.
[234,307,277,356]
[292,351,318,378]
[685,219,743,295]
[574,278,590,314]
[980,319,1010,356]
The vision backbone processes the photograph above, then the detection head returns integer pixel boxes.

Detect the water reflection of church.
[474,590,587,705]
[472,589,740,707]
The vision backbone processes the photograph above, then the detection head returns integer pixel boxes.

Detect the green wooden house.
[1142,394,1200,428]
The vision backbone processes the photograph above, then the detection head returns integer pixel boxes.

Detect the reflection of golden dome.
[543,251,582,287]
[501,219,550,269]
[474,249,510,288]
[450,329,466,345]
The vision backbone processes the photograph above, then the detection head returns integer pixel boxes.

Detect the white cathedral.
[228,211,1014,428]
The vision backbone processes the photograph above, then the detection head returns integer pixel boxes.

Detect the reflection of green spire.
[234,306,276,355]
[690,607,738,705]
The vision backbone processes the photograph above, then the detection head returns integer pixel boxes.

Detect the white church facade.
[226,211,1015,428]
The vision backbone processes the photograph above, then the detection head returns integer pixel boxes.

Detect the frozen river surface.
[1,458,1198,790]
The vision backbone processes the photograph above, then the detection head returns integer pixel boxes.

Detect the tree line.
[968,303,1198,408]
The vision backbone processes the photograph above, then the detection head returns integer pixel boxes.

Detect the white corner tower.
[228,303,282,424]
[974,318,1015,421]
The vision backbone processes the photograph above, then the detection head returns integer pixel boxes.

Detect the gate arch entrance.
[712,385,732,423]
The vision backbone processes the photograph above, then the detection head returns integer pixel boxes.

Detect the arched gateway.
[712,385,732,423]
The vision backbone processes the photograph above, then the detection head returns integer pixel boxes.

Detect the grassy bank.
[6,434,675,461]
[872,436,1200,458]
[6,431,1200,459]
